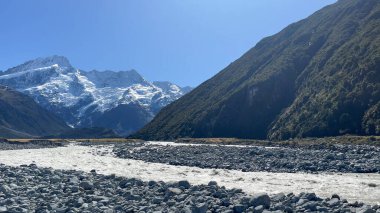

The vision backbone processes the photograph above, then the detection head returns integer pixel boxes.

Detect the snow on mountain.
[0,56,191,135]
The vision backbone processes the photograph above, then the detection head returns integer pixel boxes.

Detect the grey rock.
[50,175,61,184]
[0,206,7,213]
[152,197,163,204]
[79,181,94,190]
[302,201,317,211]
[69,176,80,184]
[250,193,271,208]
[71,186,79,193]
[192,203,207,213]
[283,206,293,213]
[327,198,340,207]
[208,181,218,186]
[233,204,245,213]
[304,192,317,201]
[0,185,11,194]
[272,193,286,202]
[358,206,376,213]
[148,180,157,186]
[254,205,264,213]
[166,187,183,196]
[167,200,176,206]
[296,198,307,206]
[331,194,340,200]
[178,180,191,189]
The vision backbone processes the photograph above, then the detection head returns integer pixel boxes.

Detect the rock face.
[133,0,380,140]
[0,86,69,138]
[0,56,191,136]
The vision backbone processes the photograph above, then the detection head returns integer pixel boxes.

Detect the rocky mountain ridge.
[0,56,191,135]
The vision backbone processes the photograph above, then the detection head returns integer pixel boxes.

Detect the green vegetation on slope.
[133,0,380,140]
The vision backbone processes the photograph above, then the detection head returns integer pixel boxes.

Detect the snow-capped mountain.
[0,56,191,135]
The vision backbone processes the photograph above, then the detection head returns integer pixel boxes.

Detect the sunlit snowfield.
[0,143,379,205]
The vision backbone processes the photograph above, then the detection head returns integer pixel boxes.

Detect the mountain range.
[133,0,380,140]
[0,56,191,136]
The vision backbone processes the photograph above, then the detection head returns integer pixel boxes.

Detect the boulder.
[79,181,94,190]
[250,193,271,208]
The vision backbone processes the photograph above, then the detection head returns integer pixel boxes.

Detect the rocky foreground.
[0,163,378,213]
[113,142,380,173]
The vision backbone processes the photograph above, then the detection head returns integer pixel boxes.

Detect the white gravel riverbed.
[0,144,379,205]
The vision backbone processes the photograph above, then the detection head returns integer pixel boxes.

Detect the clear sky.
[0,0,336,87]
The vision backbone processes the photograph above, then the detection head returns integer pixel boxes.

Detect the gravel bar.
[0,164,378,213]
[0,140,65,151]
[113,142,380,173]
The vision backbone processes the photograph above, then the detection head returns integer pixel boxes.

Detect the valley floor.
[0,142,379,212]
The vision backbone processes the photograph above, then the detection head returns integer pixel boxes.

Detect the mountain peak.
[82,69,148,88]
[29,55,72,68]
[4,55,72,74]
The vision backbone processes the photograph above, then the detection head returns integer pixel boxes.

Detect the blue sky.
[0,0,336,87]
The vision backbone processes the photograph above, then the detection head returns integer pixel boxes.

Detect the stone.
[166,187,183,196]
[75,197,84,207]
[208,181,218,186]
[316,206,329,212]
[250,193,271,208]
[192,203,207,213]
[233,204,245,213]
[118,179,131,188]
[0,206,7,213]
[304,193,317,201]
[79,181,94,190]
[296,198,307,206]
[50,175,61,184]
[71,186,79,193]
[167,200,176,206]
[291,196,300,203]
[0,185,11,194]
[152,197,163,204]
[272,193,286,202]
[358,206,376,213]
[284,206,293,213]
[178,180,191,189]
[327,198,340,207]
[148,180,157,186]
[302,201,317,211]
[254,205,264,213]
[176,194,188,202]
[69,176,80,184]
[331,194,340,200]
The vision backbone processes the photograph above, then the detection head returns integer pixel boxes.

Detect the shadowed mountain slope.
[133,0,380,140]
[0,86,69,138]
